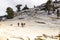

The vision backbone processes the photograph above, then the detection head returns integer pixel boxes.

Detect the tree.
[16,4,22,12]
[45,0,52,15]
[22,5,29,10]
[57,9,60,19]
[47,0,52,4]
[55,34,60,40]
[52,4,55,13]
[6,7,14,19]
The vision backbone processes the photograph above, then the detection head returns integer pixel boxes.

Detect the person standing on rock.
[17,22,20,27]
[21,23,23,27]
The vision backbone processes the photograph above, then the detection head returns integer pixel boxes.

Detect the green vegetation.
[5,0,60,19]
[35,37,43,40]
[7,38,9,40]
[6,7,14,19]
[45,0,52,15]
[16,4,22,12]
[52,4,55,13]
[55,34,60,40]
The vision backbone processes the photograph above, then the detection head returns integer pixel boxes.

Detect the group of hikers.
[10,22,26,27]
[17,22,25,27]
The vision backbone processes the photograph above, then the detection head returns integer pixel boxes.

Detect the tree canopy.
[16,4,22,12]
[6,7,14,19]
[22,5,29,10]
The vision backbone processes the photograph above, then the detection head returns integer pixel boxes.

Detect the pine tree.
[16,4,22,12]
[35,37,43,40]
[6,7,14,19]
[22,5,29,10]
[53,4,55,13]
[57,9,60,19]
[45,0,52,15]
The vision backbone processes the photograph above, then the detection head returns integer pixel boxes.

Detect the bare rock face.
[0,37,7,40]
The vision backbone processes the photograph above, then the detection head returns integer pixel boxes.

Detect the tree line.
[45,0,60,18]
[6,0,60,19]
[6,4,29,19]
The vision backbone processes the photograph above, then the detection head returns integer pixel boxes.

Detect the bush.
[35,37,43,40]
[6,7,14,19]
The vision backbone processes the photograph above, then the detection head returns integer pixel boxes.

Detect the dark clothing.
[21,23,25,27]
[17,23,19,26]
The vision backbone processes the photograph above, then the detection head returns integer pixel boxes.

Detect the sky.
[0,0,55,16]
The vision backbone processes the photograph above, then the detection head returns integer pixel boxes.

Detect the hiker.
[23,23,25,26]
[21,23,25,27]
[21,23,24,27]
[17,22,20,26]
